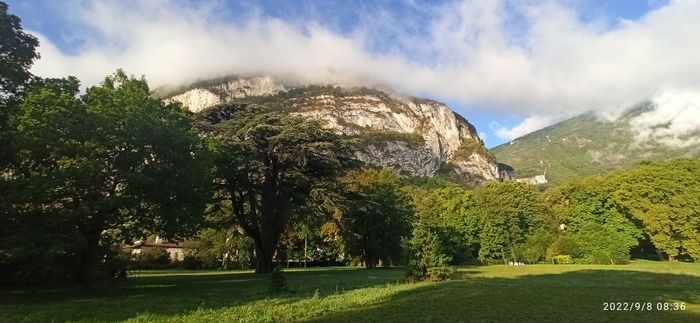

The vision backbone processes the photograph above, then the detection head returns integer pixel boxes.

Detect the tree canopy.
[1,71,211,284]
[204,104,356,273]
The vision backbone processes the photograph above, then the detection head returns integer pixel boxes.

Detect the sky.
[6,0,699,148]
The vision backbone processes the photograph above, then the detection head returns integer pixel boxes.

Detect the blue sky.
[8,0,696,148]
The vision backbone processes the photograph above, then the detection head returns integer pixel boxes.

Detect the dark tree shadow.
[306,269,700,323]
[2,268,700,322]
[0,267,404,322]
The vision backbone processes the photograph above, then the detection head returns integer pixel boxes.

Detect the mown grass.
[1,260,699,322]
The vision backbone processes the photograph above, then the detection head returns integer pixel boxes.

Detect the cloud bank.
[629,89,700,148]
[27,0,700,142]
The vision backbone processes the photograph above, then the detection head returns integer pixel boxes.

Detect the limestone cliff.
[163,76,502,186]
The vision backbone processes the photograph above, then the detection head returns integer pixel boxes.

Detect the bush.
[185,228,254,270]
[551,255,573,264]
[426,266,453,281]
[134,246,171,269]
[103,247,131,281]
[546,235,580,262]
[181,254,204,270]
[406,224,452,282]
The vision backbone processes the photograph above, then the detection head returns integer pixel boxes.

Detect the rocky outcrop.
[355,141,441,177]
[166,76,503,186]
[497,163,516,181]
[169,76,286,112]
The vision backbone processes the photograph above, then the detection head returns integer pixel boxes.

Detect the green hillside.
[491,109,700,186]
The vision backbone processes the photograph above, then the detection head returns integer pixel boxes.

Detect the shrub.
[103,248,131,281]
[426,266,453,281]
[134,246,171,269]
[546,235,580,262]
[551,255,573,264]
[405,224,452,282]
[181,254,204,270]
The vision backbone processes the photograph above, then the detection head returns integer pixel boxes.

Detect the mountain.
[491,106,700,186]
[161,76,502,186]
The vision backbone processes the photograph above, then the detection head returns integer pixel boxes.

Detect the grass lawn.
[2,260,699,322]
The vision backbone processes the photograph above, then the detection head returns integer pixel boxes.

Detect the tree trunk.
[254,239,276,273]
[365,252,377,269]
[76,231,102,286]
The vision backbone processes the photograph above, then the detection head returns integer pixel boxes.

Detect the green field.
[2,261,699,322]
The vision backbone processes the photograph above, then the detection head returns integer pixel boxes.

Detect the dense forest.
[1,1,698,286]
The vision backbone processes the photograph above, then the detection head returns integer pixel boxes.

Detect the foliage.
[473,182,550,262]
[1,71,211,284]
[611,158,700,260]
[405,224,453,282]
[573,223,631,264]
[357,131,425,149]
[546,235,581,262]
[451,138,496,163]
[545,158,699,262]
[550,255,573,264]
[0,0,40,234]
[521,228,556,263]
[184,228,254,270]
[0,1,39,104]
[135,247,171,269]
[204,103,356,273]
[333,168,413,268]
[0,0,39,162]
[408,186,480,264]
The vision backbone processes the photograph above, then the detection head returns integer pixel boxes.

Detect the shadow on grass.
[0,267,405,322]
[306,269,700,323]
[3,268,700,322]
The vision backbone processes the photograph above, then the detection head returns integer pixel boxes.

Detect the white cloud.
[629,88,700,147]
[27,0,700,143]
[494,116,558,141]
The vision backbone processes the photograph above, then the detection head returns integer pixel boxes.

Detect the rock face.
[355,141,440,177]
[169,76,286,112]
[165,76,502,185]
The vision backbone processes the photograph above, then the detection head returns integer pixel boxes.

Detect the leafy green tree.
[3,71,211,284]
[334,168,413,268]
[546,176,641,243]
[407,185,481,264]
[521,228,555,264]
[437,187,481,262]
[0,1,38,105]
[546,235,581,262]
[204,104,355,273]
[574,223,632,264]
[405,223,453,282]
[612,159,700,260]
[0,0,38,172]
[185,228,254,270]
[473,182,550,262]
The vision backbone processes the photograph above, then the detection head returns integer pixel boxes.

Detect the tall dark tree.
[3,71,211,284]
[204,104,355,273]
[0,1,39,167]
[333,168,412,268]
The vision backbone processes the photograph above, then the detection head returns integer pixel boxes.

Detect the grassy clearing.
[1,260,699,322]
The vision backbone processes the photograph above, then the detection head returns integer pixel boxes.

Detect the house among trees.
[129,236,188,261]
